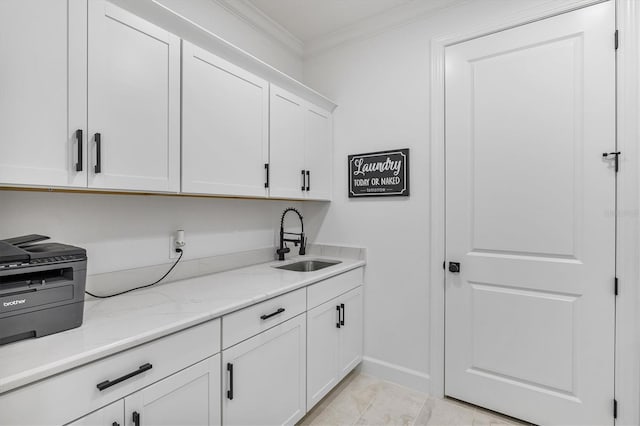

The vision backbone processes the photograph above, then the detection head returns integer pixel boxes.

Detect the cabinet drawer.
[307,268,364,309]
[223,288,306,349]
[0,319,220,426]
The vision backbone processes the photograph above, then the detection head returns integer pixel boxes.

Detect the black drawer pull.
[75,129,83,172]
[264,163,270,188]
[336,305,341,328]
[132,411,140,426]
[306,170,310,191]
[340,303,345,326]
[301,169,306,191]
[261,307,285,320]
[94,133,102,174]
[227,363,234,400]
[96,363,152,391]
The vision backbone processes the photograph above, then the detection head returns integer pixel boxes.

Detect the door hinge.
[615,30,619,50]
[615,277,619,296]
[603,152,621,172]
[613,398,618,419]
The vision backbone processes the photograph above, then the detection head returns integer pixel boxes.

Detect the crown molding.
[303,0,469,58]
[214,0,304,57]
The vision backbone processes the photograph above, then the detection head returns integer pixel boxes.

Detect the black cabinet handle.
[227,363,234,400]
[96,363,152,391]
[264,163,270,188]
[94,133,102,174]
[306,170,310,191]
[132,411,140,426]
[260,307,285,320]
[75,129,83,172]
[336,305,341,328]
[301,169,306,191]
[340,303,345,326]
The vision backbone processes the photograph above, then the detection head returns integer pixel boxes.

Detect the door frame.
[429,0,640,423]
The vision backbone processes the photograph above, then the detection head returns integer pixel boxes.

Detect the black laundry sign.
[348,149,410,197]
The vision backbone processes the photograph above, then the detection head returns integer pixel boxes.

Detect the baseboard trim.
[360,356,431,394]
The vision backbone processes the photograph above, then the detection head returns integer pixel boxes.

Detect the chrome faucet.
[277,207,306,261]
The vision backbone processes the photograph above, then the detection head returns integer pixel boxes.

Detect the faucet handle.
[299,235,306,256]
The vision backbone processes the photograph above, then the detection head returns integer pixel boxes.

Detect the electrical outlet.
[169,229,185,259]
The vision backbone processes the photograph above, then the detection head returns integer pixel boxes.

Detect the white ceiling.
[245,0,454,42]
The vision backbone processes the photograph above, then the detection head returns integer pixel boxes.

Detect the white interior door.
[445,3,615,425]
[0,0,87,188]
[182,41,269,197]
[88,0,180,192]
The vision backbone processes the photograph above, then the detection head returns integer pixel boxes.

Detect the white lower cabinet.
[68,356,220,426]
[124,355,221,426]
[222,314,307,426]
[307,286,364,409]
[2,269,365,426]
[67,400,124,426]
[338,287,364,378]
[306,298,341,409]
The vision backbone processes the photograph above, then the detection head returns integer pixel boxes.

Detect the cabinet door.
[223,314,306,426]
[182,42,269,197]
[304,105,332,201]
[307,298,341,410]
[66,400,124,426]
[0,0,87,188]
[269,85,306,199]
[339,286,364,379]
[124,355,221,426]
[88,0,180,192]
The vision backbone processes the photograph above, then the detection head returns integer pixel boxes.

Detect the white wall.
[302,0,580,392]
[0,191,299,276]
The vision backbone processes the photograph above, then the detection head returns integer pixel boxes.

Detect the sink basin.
[275,259,342,272]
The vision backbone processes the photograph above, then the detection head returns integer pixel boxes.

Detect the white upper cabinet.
[304,105,332,201]
[269,85,307,199]
[0,0,87,188]
[269,85,332,201]
[182,41,269,197]
[87,0,180,192]
[0,1,334,199]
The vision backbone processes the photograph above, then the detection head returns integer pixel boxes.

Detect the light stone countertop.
[0,255,365,394]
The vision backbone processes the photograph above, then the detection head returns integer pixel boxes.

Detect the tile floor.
[297,372,532,426]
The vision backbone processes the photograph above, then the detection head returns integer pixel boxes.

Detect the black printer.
[0,234,87,345]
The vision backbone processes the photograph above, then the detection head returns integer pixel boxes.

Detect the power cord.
[85,249,183,299]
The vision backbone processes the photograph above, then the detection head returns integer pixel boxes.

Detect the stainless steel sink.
[274,259,342,272]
